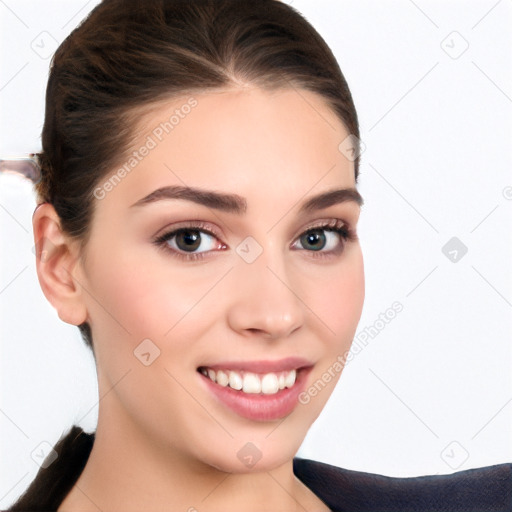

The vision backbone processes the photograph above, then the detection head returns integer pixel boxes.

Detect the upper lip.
[198,357,313,373]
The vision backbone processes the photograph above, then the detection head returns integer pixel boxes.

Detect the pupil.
[302,229,326,251]
[176,230,201,251]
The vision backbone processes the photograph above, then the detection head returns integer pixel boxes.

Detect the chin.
[195,421,309,475]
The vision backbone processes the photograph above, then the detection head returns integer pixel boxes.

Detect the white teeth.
[284,369,296,388]
[228,371,243,390]
[216,370,229,387]
[261,373,279,394]
[242,373,261,394]
[200,367,298,395]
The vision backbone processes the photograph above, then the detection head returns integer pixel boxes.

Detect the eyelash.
[153,219,358,262]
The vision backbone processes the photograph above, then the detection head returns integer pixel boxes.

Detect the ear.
[32,203,88,326]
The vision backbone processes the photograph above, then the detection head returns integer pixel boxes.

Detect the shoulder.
[293,457,512,512]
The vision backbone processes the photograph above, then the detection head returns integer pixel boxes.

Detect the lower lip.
[199,368,312,422]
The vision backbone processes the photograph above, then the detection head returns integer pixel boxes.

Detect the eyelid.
[153,219,224,241]
[154,217,351,244]
[291,217,351,240]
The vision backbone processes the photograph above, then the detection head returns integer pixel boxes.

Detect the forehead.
[99,86,356,210]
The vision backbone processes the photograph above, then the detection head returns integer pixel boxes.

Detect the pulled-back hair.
[10,1,360,508]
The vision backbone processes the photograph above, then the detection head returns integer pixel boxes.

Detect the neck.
[58,404,327,511]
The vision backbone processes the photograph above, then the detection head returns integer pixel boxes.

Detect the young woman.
[6,1,511,510]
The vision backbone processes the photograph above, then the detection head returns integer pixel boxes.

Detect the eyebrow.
[130,185,363,213]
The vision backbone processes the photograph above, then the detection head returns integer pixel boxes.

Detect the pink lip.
[199,357,312,373]
[198,364,313,422]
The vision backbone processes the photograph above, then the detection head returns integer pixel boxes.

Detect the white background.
[1,0,511,507]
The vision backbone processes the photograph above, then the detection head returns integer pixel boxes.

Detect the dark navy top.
[6,426,512,511]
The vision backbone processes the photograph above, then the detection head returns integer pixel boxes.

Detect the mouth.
[197,366,299,394]
[197,358,313,421]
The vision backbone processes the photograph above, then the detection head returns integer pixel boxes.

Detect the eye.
[291,219,356,257]
[297,228,339,251]
[153,222,226,261]
[166,229,217,253]
[153,219,357,262]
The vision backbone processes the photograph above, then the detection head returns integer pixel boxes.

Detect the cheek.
[306,247,365,348]
[87,259,183,340]
[82,244,228,358]
[83,251,174,346]
[294,251,364,415]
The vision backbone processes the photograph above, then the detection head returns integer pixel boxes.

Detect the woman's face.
[75,86,364,472]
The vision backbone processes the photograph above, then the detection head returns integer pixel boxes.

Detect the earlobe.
[32,203,88,326]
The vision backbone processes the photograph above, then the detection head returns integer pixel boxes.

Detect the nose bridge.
[228,236,304,338]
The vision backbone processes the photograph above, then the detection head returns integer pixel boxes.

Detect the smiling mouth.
[197,360,313,421]
[197,366,309,395]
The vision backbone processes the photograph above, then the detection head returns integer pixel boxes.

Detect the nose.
[226,251,305,340]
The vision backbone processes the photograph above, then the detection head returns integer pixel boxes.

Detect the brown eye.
[156,228,220,255]
[175,230,202,252]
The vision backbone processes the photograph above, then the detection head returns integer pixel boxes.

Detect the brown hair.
[9,1,360,508]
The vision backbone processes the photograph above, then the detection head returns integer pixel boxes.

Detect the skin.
[34,86,365,511]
